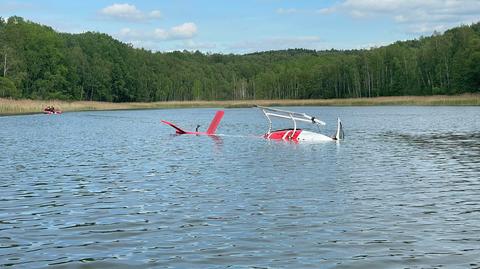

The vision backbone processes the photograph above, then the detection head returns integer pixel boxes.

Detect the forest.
[1,16,479,102]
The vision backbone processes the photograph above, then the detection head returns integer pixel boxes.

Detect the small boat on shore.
[43,110,62,114]
[43,106,62,115]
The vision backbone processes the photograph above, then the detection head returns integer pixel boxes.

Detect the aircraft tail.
[333,118,344,140]
[206,110,224,134]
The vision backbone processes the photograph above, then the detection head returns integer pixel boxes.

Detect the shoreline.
[1,94,479,116]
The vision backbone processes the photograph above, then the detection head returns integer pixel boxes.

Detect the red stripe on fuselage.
[265,129,302,141]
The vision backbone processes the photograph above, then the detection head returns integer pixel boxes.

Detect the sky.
[1,0,480,54]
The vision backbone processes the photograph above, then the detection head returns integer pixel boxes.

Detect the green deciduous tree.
[0,76,20,98]
[1,17,479,102]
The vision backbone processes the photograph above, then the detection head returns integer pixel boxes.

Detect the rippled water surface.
[1,106,480,268]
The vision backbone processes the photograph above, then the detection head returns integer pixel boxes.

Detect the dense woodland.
[0,16,479,102]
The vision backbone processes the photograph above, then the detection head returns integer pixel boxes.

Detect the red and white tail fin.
[206,110,224,135]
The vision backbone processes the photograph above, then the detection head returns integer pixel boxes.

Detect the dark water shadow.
[381,131,480,169]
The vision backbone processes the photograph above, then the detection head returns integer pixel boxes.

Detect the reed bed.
[1,94,479,116]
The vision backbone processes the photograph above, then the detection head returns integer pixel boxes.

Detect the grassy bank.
[1,94,479,116]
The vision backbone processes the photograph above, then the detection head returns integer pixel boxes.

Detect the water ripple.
[0,107,479,268]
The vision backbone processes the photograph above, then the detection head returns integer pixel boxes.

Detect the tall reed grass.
[1,94,479,116]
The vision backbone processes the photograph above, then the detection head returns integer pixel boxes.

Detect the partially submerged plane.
[161,106,343,142]
[256,105,343,142]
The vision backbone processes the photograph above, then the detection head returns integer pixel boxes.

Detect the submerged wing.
[161,120,187,134]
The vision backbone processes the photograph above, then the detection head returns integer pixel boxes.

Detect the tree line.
[1,16,479,102]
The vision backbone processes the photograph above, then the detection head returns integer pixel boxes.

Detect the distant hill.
[0,16,479,102]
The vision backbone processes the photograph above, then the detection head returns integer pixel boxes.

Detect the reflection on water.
[0,107,479,268]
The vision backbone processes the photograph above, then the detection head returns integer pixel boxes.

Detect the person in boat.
[44,106,56,113]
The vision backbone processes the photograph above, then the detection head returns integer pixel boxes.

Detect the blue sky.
[1,0,479,53]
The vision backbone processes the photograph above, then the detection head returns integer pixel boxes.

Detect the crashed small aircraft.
[161,106,343,143]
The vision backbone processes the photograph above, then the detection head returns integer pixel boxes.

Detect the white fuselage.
[297,130,335,142]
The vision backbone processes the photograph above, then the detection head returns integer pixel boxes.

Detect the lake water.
[1,106,479,268]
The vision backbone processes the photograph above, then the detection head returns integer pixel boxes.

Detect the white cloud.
[119,27,143,38]
[100,3,162,22]
[315,7,336,15]
[182,40,217,51]
[277,7,338,15]
[153,28,169,40]
[119,27,132,35]
[276,8,299,14]
[341,0,423,15]
[229,36,325,53]
[126,40,158,51]
[282,1,480,34]
[406,23,449,34]
[118,22,198,41]
[325,0,480,34]
[121,39,216,52]
[170,22,198,39]
[149,10,162,19]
